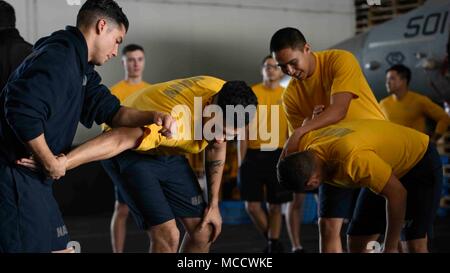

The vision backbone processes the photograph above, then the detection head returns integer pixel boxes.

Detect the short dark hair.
[217,81,258,128]
[76,0,129,32]
[386,64,411,85]
[122,44,145,56]
[0,1,15,28]
[261,55,273,66]
[270,27,307,53]
[277,151,315,193]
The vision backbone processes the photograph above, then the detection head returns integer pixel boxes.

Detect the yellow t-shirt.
[102,80,152,131]
[298,119,429,194]
[122,76,226,155]
[110,80,152,103]
[282,50,386,133]
[247,83,288,150]
[380,91,450,135]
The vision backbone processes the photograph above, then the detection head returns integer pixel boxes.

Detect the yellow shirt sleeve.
[344,150,392,194]
[420,96,450,135]
[134,124,163,151]
[330,51,361,99]
[101,123,110,132]
[282,83,305,134]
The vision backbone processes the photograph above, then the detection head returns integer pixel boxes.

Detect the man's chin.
[90,60,104,66]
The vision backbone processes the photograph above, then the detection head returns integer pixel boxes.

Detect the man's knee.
[406,239,429,253]
[187,224,213,247]
[150,221,180,252]
[115,202,129,218]
[290,194,306,210]
[245,202,262,214]
[268,204,281,215]
[319,218,343,238]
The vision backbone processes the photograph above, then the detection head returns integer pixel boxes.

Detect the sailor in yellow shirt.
[380,64,450,142]
[277,119,443,253]
[108,44,151,253]
[110,44,151,102]
[270,27,385,252]
[237,55,293,253]
[19,76,258,253]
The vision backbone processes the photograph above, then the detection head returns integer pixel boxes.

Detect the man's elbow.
[397,185,407,201]
[331,108,347,123]
[115,128,143,151]
[208,141,226,152]
[109,107,126,128]
[384,183,407,204]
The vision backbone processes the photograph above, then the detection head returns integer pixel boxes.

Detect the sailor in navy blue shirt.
[0,0,174,253]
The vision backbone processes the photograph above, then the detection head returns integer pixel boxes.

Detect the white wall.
[10,0,355,144]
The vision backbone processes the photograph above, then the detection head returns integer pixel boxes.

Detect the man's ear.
[303,43,311,54]
[96,19,107,34]
[306,171,321,188]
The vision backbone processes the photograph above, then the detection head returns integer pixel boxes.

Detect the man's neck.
[393,87,408,100]
[263,80,280,90]
[125,76,143,85]
[79,27,94,63]
[307,52,317,78]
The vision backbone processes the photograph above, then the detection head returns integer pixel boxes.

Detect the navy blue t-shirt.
[0,26,121,164]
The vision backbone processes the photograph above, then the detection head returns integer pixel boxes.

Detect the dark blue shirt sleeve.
[79,68,121,128]
[4,46,69,143]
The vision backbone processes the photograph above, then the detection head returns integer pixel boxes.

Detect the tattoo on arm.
[205,160,224,178]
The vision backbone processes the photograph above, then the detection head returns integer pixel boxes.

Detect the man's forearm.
[204,142,227,206]
[381,175,407,252]
[25,134,66,179]
[110,107,155,128]
[66,127,144,170]
[299,105,345,135]
[25,134,59,171]
[384,194,406,252]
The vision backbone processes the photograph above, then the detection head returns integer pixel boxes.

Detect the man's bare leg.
[245,201,268,238]
[286,193,306,252]
[319,218,344,253]
[148,219,180,253]
[110,201,129,253]
[179,217,213,253]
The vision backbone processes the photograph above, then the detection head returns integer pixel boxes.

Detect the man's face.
[262,57,283,82]
[385,70,406,95]
[123,50,145,78]
[273,45,312,80]
[91,20,126,66]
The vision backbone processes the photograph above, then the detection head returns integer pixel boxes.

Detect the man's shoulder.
[33,29,79,60]
[110,80,125,90]
[142,81,152,87]
[317,49,353,58]
[282,79,300,98]
[251,82,264,91]
[379,95,393,105]
[408,91,428,100]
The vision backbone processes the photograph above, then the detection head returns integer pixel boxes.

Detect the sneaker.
[266,241,285,253]
[293,248,307,253]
